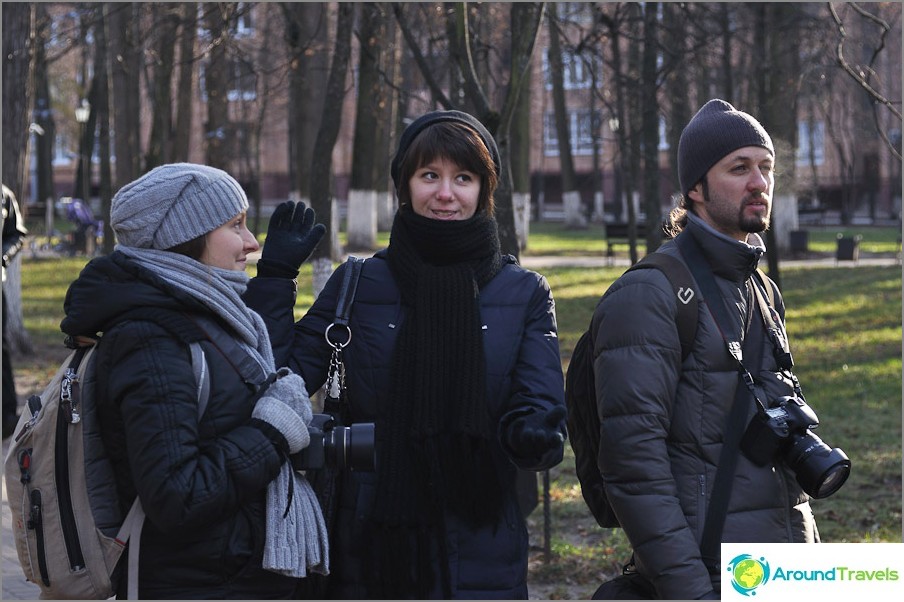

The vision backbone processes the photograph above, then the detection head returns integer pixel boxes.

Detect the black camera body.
[291,413,376,472]
[740,395,850,499]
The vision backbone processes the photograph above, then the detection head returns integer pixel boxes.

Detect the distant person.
[60,163,329,598]
[3,184,28,438]
[246,110,567,599]
[592,100,844,598]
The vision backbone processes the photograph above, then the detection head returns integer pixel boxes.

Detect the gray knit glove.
[252,370,312,454]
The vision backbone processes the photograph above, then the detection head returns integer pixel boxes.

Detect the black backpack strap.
[627,253,699,360]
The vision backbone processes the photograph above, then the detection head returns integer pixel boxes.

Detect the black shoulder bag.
[593,235,763,600]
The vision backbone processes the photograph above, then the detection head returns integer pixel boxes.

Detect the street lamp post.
[74,99,90,205]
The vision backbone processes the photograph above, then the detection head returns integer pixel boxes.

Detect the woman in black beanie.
[247,110,567,599]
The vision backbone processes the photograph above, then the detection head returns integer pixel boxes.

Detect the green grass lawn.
[11,226,902,594]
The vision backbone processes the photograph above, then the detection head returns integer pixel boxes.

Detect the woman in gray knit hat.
[60,163,329,598]
[246,110,567,599]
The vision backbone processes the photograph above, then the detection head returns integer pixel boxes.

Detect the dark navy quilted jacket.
[246,250,565,599]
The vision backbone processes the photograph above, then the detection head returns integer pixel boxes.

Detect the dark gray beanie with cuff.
[111,163,249,250]
[390,109,500,192]
[678,99,774,196]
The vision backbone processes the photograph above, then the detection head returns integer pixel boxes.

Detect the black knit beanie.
[390,110,500,192]
[677,99,774,196]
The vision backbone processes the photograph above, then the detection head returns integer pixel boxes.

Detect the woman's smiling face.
[408,157,481,221]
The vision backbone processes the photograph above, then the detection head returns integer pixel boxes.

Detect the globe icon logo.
[727,554,770,596]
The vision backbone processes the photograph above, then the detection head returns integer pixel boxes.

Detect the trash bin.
[835,234,862,262]
[790,230,809,254]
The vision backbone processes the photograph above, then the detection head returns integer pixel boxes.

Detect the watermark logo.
[727,554,771,596]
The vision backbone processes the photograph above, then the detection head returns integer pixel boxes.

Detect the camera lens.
[785,432,851,499]
[326,423,376,471]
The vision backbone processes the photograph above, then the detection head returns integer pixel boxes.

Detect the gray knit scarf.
[116,245,329,578]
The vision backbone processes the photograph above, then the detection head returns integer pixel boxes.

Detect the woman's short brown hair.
[395,121,498,216]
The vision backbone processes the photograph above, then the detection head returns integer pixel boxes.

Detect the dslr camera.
[740,395,850,499]
[292,413,376,472]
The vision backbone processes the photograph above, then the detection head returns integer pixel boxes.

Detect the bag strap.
[627,252,698,361]
[334,255,365,328]
[673,233,766,571]
[324,256,365,408]
[123,341,209,600]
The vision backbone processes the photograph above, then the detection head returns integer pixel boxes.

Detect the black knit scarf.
[367,204,505,597]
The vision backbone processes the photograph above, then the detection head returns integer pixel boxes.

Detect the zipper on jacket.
[55,401,86,571]
[697,474,707,540]
[27,489,51,586]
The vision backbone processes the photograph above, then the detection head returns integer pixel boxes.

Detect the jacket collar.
[685,212,765,283]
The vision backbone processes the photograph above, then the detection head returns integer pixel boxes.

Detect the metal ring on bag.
[325,322,352,350]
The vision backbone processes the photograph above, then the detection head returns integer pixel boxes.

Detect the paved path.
[2,252,900,600]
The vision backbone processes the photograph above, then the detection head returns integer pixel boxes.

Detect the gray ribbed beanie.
[111,163,249,250]
[678,99,774,196]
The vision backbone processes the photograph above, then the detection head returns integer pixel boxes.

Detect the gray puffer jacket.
[592,214,819,600]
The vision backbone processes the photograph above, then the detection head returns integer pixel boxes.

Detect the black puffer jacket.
[61,252,299,599]
[246,251,565,599]
[592,215,820,600]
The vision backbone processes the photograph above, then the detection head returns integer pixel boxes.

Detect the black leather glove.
[505,406,567,457]
[257,201,326,279]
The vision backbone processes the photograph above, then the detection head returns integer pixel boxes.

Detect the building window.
[543,51,599,90]
[235,3,254,37]
[199,58,257,102]
[544,110,600,156]
[797,120,825,166]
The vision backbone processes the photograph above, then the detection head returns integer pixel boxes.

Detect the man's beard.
[701,179,770,234]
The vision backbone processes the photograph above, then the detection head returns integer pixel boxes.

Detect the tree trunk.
[282,2,330,203]
[145,4,180,170]
[510,49,532,251]
[2,4,35,200]
[96,5,112,256]
[172,3,197,163]
[347,2,387,250]
[108,1,141,198]
[547,4,584,230]
[203,3,234,170]
[310,3,354,295]
[2,4,35,356]
[641,3,662,252]
[33,4,55,210]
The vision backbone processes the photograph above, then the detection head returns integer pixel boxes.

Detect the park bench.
[604,221,646,264]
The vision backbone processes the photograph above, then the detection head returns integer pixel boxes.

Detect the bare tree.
[3,4,35,201]
[172,3,198,163]
[33,4,56,210]
[347,2,390,250]
[282,2,330,205]
[547,3,584,230]
[309,3,354,294]
[108,2,141,196]
[145,4,181,170]
[640,3,662,253]
[1,3,35,356]
[202,3,237,169]
[393,2,546,258]
[95,4,112,256]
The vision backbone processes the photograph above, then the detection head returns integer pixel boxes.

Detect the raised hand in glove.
[504,405,567,461]
[257,200,326,279]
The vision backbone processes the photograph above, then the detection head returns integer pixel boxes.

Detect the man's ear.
[687,182,704,204]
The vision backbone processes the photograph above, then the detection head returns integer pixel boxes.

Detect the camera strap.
[674,232,766,572]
